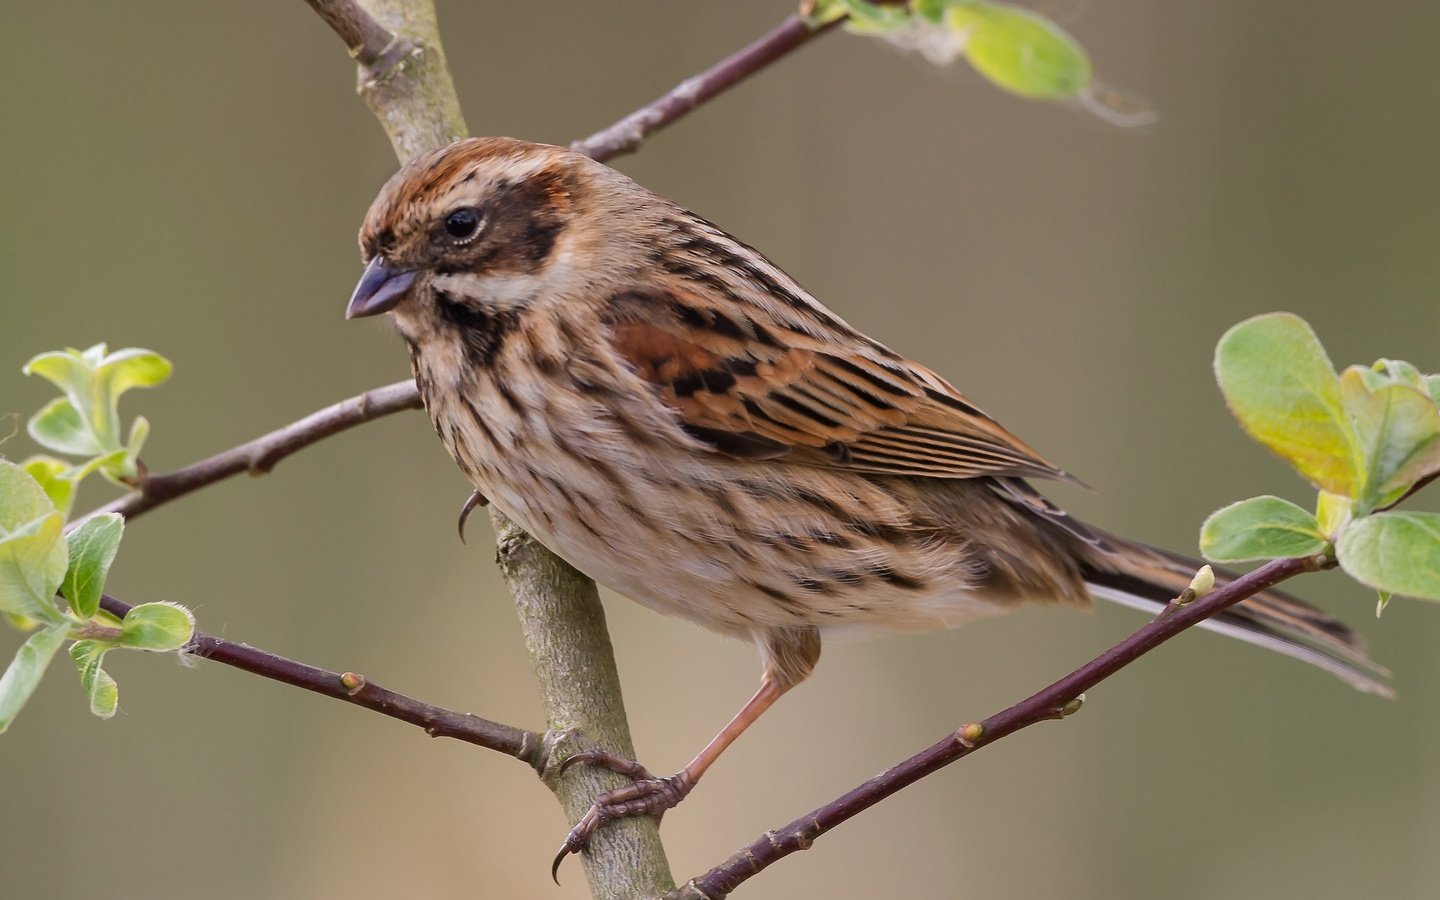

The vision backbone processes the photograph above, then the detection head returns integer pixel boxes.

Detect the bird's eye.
[443,207,483,242]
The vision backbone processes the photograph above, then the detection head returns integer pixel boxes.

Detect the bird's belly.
[471,437,1008,640]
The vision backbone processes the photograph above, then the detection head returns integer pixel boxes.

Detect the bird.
[345,136,1390,872]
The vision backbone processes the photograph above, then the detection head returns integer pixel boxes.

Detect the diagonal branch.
[571,14,842,162]
[668,555,1328,899]
[98,593,541,763]
[86,380,422,527]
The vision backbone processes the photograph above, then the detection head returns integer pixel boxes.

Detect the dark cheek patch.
[434,290,520,368]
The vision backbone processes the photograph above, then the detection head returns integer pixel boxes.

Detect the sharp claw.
[457,489,488,543]
[556,752,588,777]
[548,752,693,882]
[551,813,598,884]
[551,842,572,884]
[555,748,655,781]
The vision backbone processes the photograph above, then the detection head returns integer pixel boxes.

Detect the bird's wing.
[601,281,1074,482]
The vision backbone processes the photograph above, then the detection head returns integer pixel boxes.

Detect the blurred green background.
[4,2,1440,898]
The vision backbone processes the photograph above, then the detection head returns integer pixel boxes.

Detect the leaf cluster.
[1204,313,1440,610]
[21,343,170,516]
[1,346,191,733]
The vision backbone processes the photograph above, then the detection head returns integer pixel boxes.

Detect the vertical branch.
[340,1,674,895]
[494,517,676,898]
[352,0,468,161]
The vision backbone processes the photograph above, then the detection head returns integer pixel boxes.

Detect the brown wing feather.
[602,282,1074,482]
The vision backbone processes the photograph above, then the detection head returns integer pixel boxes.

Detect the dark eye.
[443,207,483,241]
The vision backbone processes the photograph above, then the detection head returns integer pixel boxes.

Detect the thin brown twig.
[571,15,842,162]
[98,593,542,765]
[669,555,1329,899]
[83,380,423,527]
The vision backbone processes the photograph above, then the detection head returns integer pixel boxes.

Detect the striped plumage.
[347,137,1389,862]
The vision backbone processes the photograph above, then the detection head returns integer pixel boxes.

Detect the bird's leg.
[551,674,788,880]
[550,627,819,880]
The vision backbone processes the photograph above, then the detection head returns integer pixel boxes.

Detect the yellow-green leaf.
[27,397,102,457]
[948,1,1091,99]
[1215,313,1357,496]
[1338,366,1440,513]
[119,602,194,652]
[62,513,123,620]
[0,458,58,532]
[0,623,69,733]
[69,639,119,719]
[1315,491,1353,540]
[20,456,78,519]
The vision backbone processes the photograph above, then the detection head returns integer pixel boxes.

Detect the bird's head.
[347,137,628,338]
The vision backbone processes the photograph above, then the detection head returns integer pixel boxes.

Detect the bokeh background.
[4,2,1440,898]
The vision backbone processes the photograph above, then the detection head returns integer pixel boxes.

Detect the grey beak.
[346,257,418,319]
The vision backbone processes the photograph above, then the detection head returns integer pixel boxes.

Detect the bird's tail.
[1081,533,1393,698]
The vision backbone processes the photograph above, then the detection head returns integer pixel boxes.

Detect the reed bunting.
[346,137,1389,870]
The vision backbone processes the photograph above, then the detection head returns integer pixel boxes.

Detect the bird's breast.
[412,338,1012,638]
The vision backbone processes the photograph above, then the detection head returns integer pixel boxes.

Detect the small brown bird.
[347,137,1389,868]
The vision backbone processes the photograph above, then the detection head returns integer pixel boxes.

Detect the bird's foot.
[550,750,695,882]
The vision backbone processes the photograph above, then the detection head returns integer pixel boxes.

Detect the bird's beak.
[346,257,418,319]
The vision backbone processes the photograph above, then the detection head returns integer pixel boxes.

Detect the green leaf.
[23,348,92,399]
[1336,510,1440,601]
[1376,590,1392,618]
[0,623,69,733]
[27,397,103,456]
[913,0,949,24]
[20,456,78,518]
[0,461,67,622]
[124,415,150,468]
[119,602,194,651]
[1214,313,1358,496]
[0,457,58,532]
[1200,495,1328,563]
[840,0,914,35]
[26,345,116,449]
[948,1,1092,99]
[75,448,130,486]
[1339,366,1440,512]
[1426,374,1440,406]
[0,513,68,624]
[62,514,123,620]
[1371,359,1429,394]
[93,348,172,397]
[24,345,171,453]
[69,639,119,719]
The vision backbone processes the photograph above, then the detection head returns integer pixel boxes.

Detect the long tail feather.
[1081,535,1393,698]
